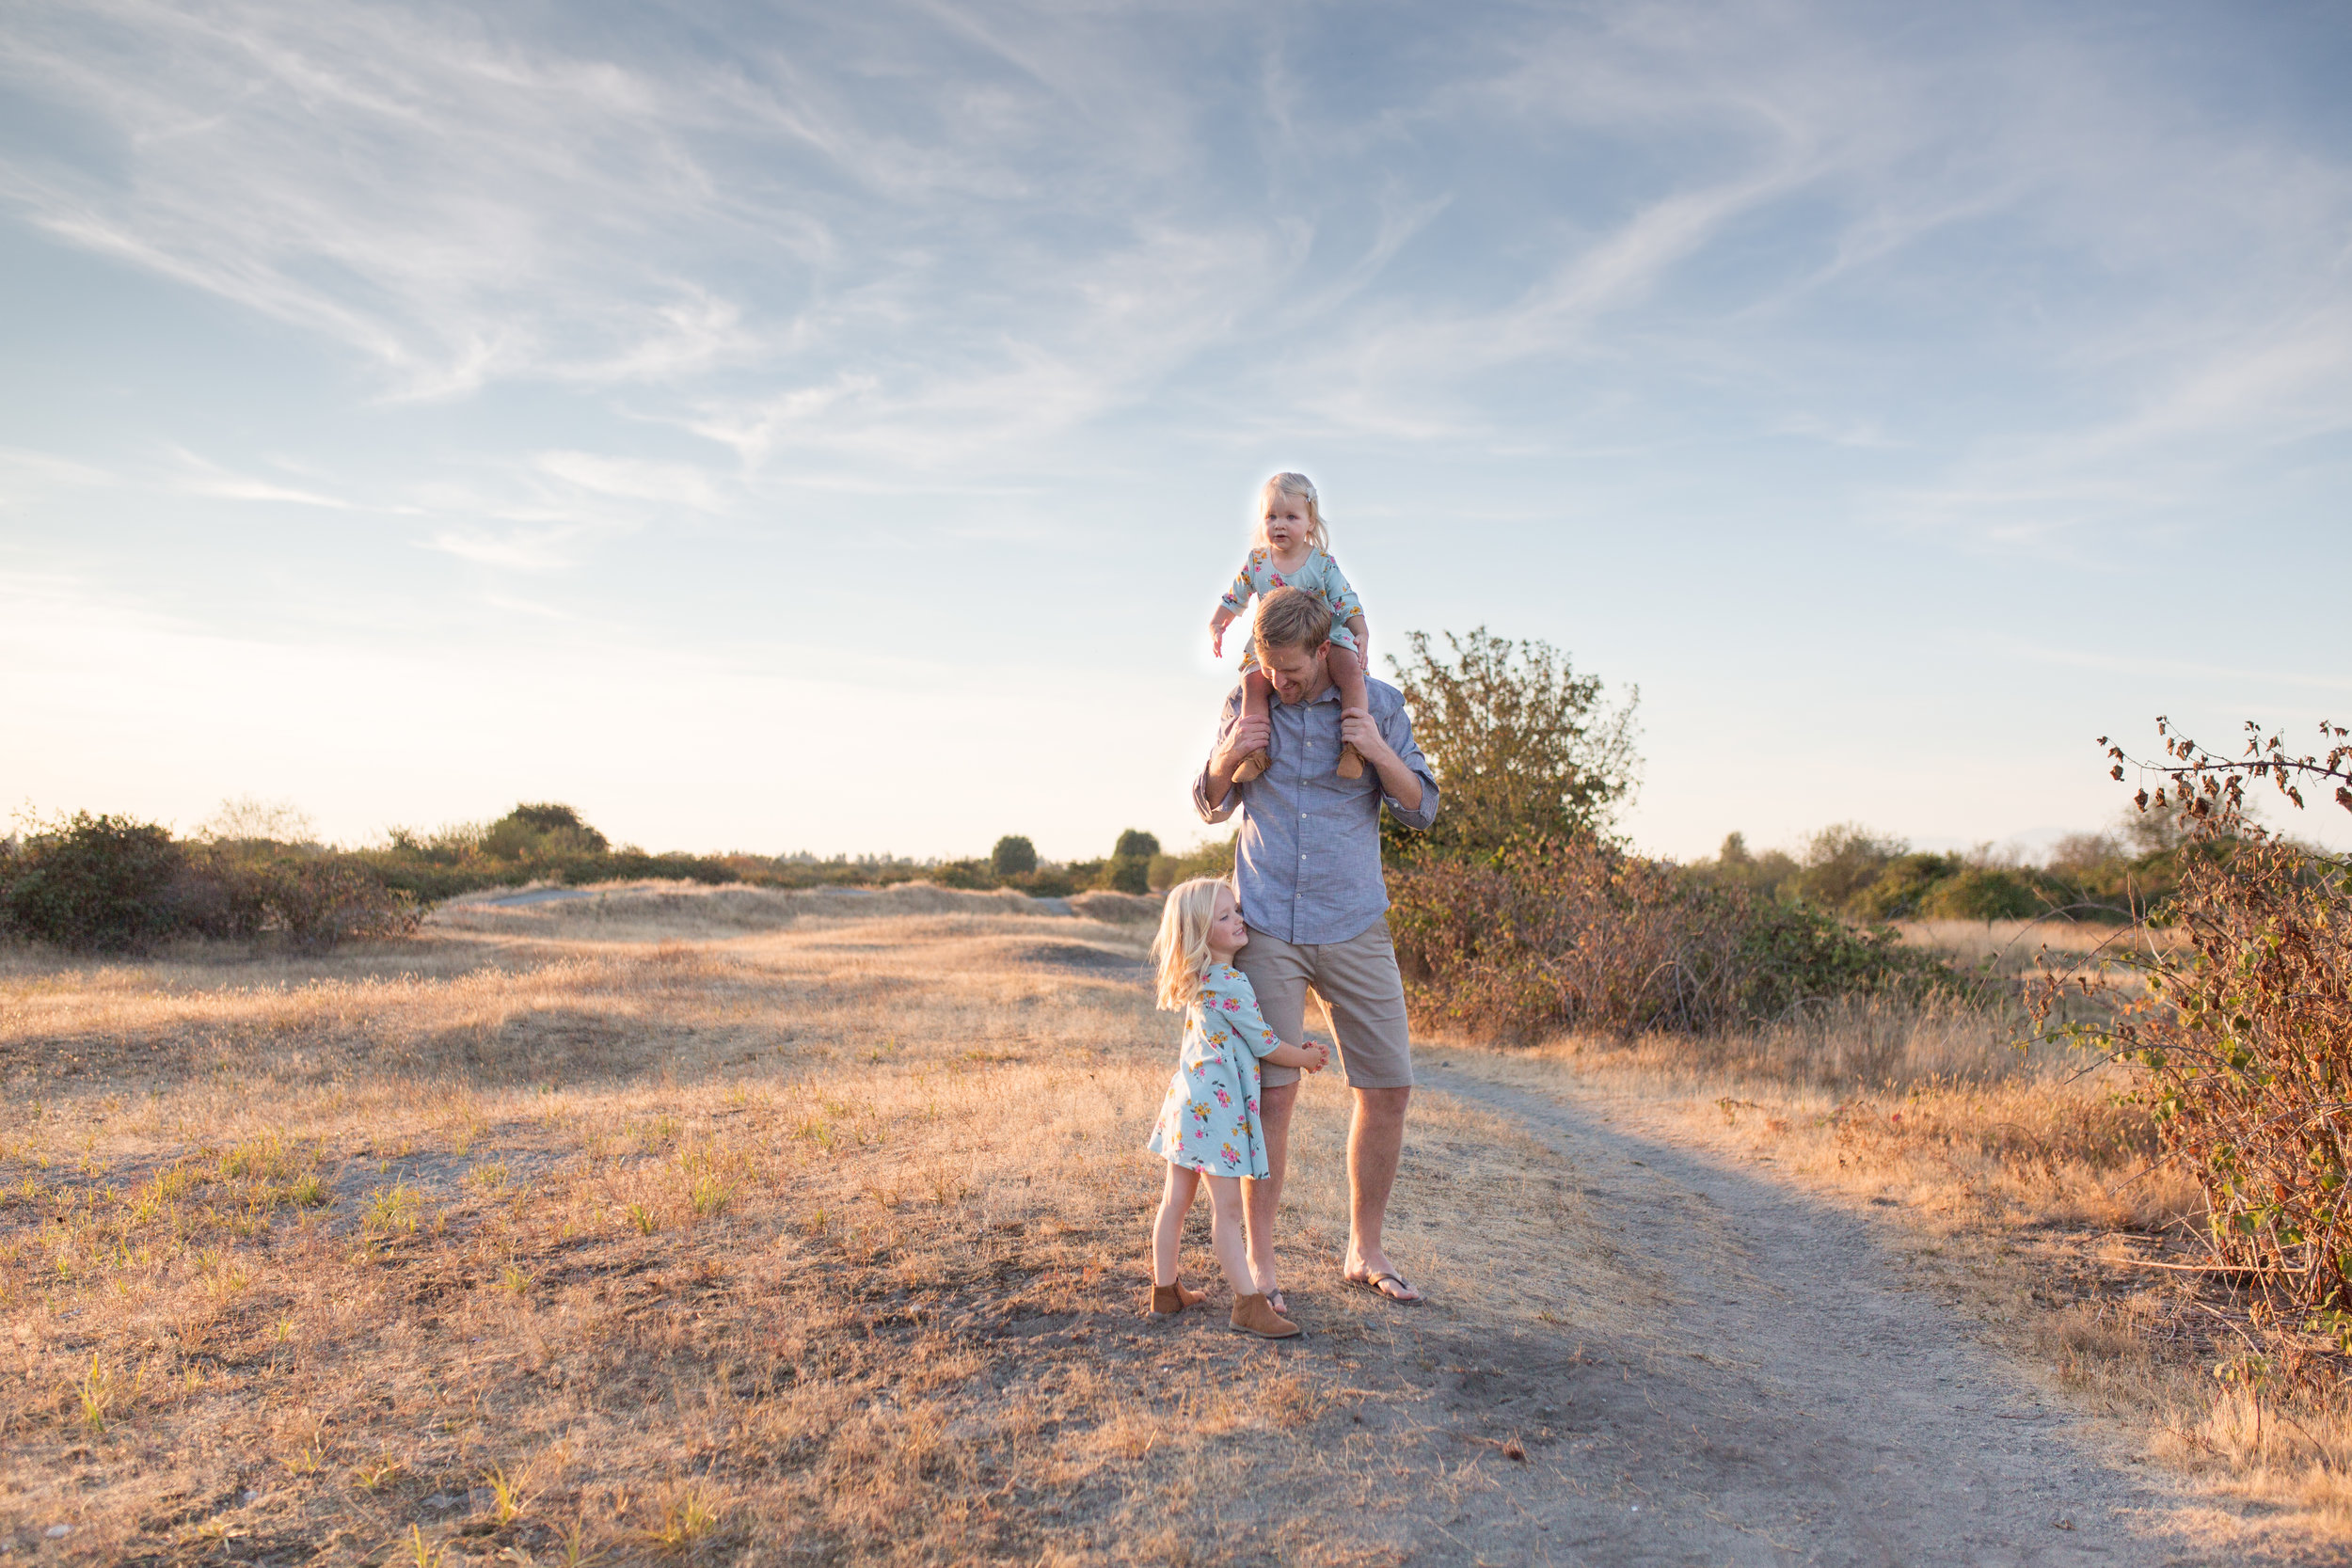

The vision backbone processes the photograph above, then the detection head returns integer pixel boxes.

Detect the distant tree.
[1104,829,1161,895]
[485,802,609,861]
[1790,823,1907,911]
[990,835,1039,877]
[1386,628,1639,858]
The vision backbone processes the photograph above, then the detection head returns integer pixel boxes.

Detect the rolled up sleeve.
[1378,697,1441,831]
[1194,691,1244,824]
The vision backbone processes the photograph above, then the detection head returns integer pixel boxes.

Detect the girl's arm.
[1343,611,1368,665]
[1216,984,1330,1072]
[1210,602,1238,657]
[1263,1038,1331,1072]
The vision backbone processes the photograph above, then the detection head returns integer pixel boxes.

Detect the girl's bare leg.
[1202,1176,1254,1296]
[1152,1162,1199,1286]
[1330,645,1370,777]
[1234,668,1275,782]
[1211,1175,1300,1337]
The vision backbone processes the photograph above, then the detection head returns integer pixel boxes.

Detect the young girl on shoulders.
[1208,472,1373,782]
[1144,877,1328,1338]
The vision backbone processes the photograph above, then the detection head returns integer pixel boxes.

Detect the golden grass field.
[1,883,1641,1565]
[6,892,2349,1564]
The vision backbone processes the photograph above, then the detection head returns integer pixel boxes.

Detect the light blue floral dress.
[1220,546,1364,673]
[1147,964,1286,1179]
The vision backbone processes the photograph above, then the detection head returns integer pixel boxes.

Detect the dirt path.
[1287,1055,2231,1566]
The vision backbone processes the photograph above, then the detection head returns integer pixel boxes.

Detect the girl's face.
[1206,886,1249,961]
[1260,489,1314,556]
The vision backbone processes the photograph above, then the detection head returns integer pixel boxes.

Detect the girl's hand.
[1304,1041,1330,1073]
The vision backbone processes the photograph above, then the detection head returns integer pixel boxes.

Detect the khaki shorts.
[1235,917,1414,1090]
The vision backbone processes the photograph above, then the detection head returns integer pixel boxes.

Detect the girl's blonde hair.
[1257,471,1329,553]
[1151,877,1231,1010]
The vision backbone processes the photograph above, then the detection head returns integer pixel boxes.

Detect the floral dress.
[1219,546,1364,673]
[1146,964,1286,1179]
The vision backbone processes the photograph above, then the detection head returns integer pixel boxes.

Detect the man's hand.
[1339,706,1397,769]
[1212,713,1271,779]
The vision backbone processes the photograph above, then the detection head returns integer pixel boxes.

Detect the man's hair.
[1252,585,1333,657]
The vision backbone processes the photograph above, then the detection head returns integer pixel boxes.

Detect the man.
[1192,585,1441,1306]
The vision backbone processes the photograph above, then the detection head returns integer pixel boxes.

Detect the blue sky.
[3,1,2348,863]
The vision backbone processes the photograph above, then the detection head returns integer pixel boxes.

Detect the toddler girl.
[1208,472,1373,782]
[1144,877,1328,1338]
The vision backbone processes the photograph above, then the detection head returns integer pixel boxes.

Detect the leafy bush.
[990,835,1039,877]
[483,802,609,862]
[1387,834,1962,1041]
[2046,834,2351,1314]
[0,814,415,952]
[1917,866,2045,921]
[2039,717,2352,1321]
[0,813,187,952]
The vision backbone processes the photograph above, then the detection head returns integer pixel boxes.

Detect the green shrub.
[990,835,1038,877]
[1917,866,2045,921]
[0,815,415,953]
[483,802,609,862]
[1113,829,1160,860]
[1849,852,1964,920]
[0,814,188,953]
[1387,834,1963,1040]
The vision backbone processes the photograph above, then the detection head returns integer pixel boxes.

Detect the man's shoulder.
[1364,676,1406,714]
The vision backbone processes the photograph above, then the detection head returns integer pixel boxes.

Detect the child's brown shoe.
[1336,743,1365,779]
[1233,749,1270,784]
[1148,1279,1206,1317]
[1230,1291,1301,1338]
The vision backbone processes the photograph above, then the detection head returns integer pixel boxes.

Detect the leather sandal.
[1336,743,1365,779]
[1233,749,1270,784]
[1344,1269,1422,1304]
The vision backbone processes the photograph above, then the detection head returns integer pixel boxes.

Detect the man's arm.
[1194,698,1270,823]
[1339,695,1439,829]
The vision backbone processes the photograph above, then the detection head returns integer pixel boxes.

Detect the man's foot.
[1231,1292,1302,1338]
[1148,1278,1208,1317]
[1343,1266,1422,1304]
[1336,743,1365,779]
[1233,749,1270,784]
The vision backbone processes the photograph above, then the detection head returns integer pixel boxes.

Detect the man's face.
[1257,639,1329,705]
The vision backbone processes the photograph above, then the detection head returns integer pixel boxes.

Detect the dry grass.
[0,882,1622,1564]
[1432,938,2352,1538]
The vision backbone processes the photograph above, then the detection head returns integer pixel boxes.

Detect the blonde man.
[1192,585,1441,1307]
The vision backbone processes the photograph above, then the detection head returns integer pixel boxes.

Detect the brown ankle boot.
[1148,1278,1206,1317]
[1233,749,1270,784]
[1230,1291,1301,1339]
[1336,743,1364,779]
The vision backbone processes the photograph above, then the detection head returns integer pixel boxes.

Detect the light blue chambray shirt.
[1191,676,1441,946]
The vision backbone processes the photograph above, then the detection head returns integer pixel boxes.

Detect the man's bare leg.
[1343,1085,1421,1300]
[1242,1079,1297,1304]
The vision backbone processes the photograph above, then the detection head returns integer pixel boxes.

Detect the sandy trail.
[1304,1055,2220,1566]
